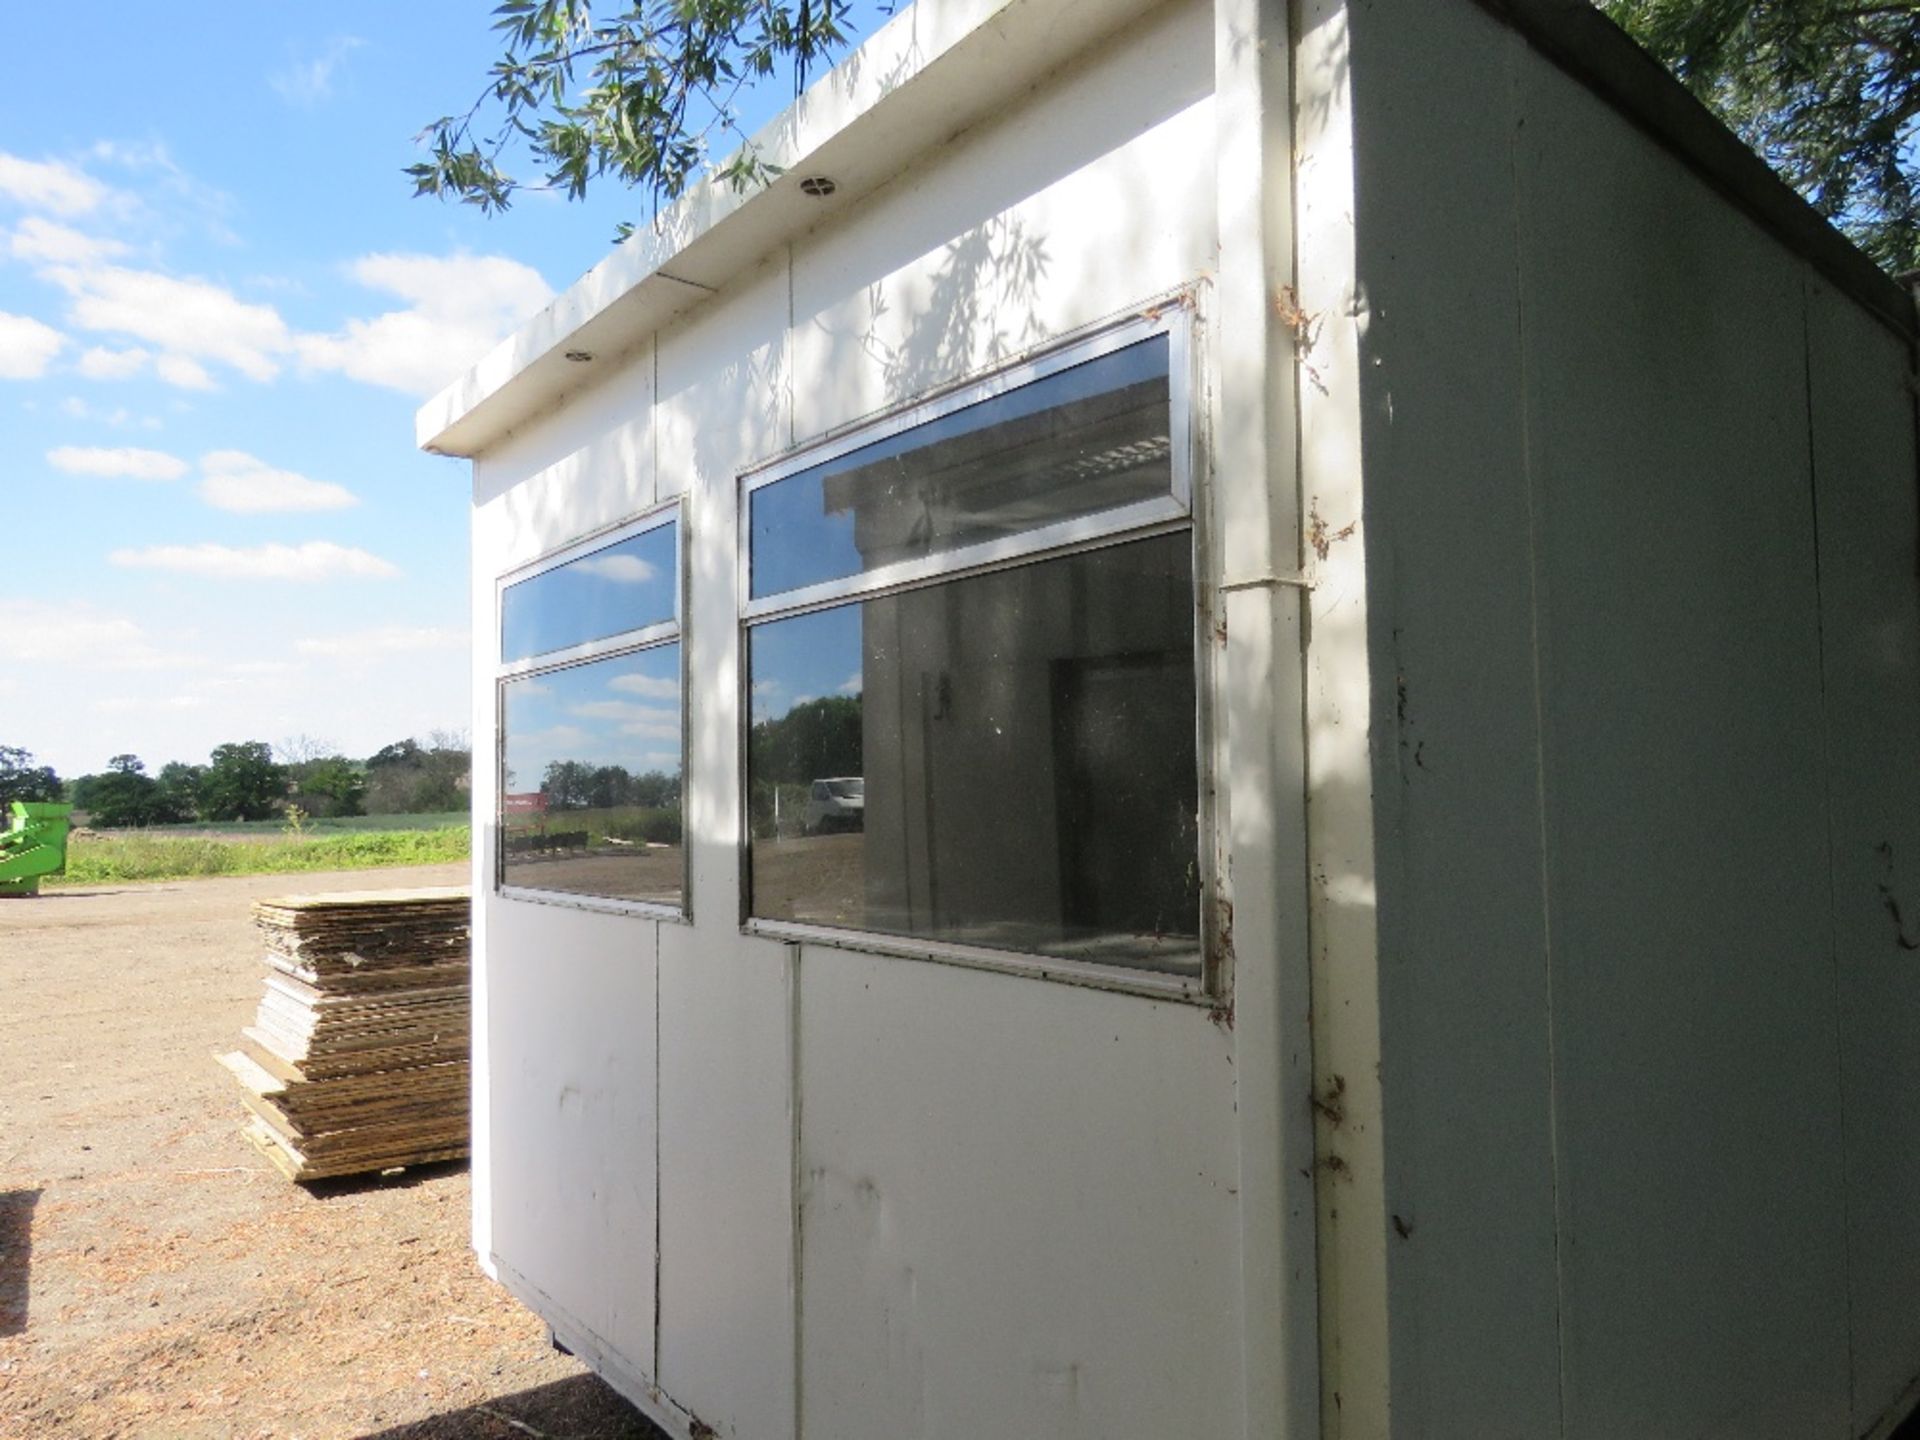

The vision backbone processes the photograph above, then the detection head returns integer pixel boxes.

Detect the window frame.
[737,307,1195,623]
[494,500,690,920]
[735,297,1219,1001]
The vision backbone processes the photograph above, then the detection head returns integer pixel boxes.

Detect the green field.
[130,810,470,838]
[52,825,471,885]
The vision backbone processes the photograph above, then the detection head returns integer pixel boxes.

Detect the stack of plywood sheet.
[217,886,472,1182]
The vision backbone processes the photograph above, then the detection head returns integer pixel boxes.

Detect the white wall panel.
[796,949,1241,1440]
[652,256,797,1439]
[1515,59,1850,1440]
[656,926,796,1440]
[789,0,1214,440]
[1337,3,1563,1432]
[474,347,656,572]
[655,259,790,502]
[1807,278,1920,1436]
[486,899,659,1374]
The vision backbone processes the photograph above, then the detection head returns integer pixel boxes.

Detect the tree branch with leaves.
[409,0,861,232]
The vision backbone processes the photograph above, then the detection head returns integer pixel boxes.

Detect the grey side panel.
[1808,278,1920,1436]
[1343,4,1562,1435]
[1514,59,1849,1440]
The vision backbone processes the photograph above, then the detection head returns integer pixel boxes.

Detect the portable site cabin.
[416,0,1920,1436]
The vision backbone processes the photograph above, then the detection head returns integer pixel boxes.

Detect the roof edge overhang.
[416,0,1172,458]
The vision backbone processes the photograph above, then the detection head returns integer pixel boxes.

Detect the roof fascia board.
[418,0,1168,457]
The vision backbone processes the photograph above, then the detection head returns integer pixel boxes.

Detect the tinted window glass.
[501,645,682,905]
[749,335,1172,599]
[502,522,677,662]
[747,533,1199,974]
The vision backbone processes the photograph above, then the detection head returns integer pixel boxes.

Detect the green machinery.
[0,801,73,896]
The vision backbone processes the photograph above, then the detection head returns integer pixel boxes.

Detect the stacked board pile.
[216,887,472,1182]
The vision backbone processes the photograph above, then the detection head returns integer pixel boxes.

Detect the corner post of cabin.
[1285,0,1393,1436]
[1212,0,1319,1436]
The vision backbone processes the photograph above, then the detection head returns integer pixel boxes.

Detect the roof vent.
[799,175,838,198]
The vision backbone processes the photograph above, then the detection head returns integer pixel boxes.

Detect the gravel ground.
[0,865,664,1440]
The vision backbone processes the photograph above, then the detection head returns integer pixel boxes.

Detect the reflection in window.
[501,644,682,905]
[748,334,1172,600]
[502,521,677,662]
[747,534,1199,975]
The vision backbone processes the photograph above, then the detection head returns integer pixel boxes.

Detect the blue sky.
[1,3,880,780]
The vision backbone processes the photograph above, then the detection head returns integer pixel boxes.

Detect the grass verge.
[51,826,471,885]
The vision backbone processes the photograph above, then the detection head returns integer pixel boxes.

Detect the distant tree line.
[535,761,680,811]
[0,733,472,829]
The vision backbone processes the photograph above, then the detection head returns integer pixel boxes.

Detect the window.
[497,507,684,911]
[741,311,1206,987]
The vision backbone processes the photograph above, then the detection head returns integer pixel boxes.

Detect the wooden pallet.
[221,887,473,1183]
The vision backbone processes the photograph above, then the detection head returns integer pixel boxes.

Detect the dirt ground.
[0,865,665,1440]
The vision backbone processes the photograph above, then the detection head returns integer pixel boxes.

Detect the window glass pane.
[501,645,683,905]
[749,334,1172,600]
[748,532,1199,976]
[502,521,677,662]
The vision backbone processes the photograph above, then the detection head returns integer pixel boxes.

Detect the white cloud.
[0,311,64,378]
[296,624,466,657]
[0,601,147,661]
[621,720,681,741]
[154,353,215,390]
[194,449,355,513]
[7,216,127,265]
[569,700,677,725]
[109,540,399,581]
[97,693,206,713]
[270,37,364,106]
[0,599,200,671]
[610,672,680,700]
[517,723,591,751]
[574,553,658,584]
[298,252,553,396]
[837,670,863,695]
[43,262,291,381]
[76,345,149,379]
[46,444,186,480]
[0,152,110,216]
[58,396,155,427]
[87,140,236,246]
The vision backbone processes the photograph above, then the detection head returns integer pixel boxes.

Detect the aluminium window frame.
[493,499,691,920]
[737,306,1195,622]
[734,294,1220,1002]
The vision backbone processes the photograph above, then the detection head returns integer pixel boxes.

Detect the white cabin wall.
[653,260,800,1440]
[776,2,1250,1436]
[467,326,663,1386]
[485,901,661,1373]
[460,4,1296,1438]
[794,950,1242,1440]
[788,0,1215,437]
[474,337,658,561]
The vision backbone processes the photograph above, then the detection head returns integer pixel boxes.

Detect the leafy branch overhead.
[1604,0,1920,272]
[408,0,859,221]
